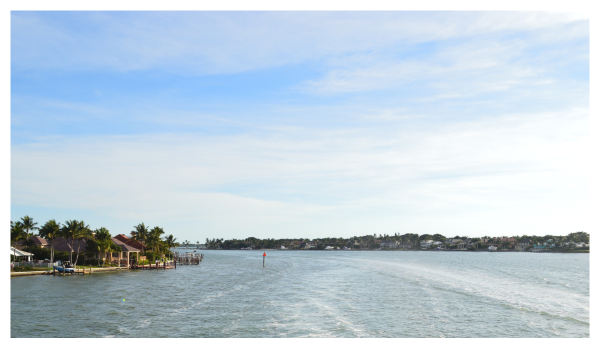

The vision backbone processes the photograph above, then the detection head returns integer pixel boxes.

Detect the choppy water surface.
[11,251,589,337]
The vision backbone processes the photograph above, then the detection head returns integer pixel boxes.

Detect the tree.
[61,220,81,263]
[131,222,149,254]
[38,220,61,263]
[94,227,112,241]
[146,226,165,258]
[164,234,177,260]
[73,221,93,266]
[432,234,447,242]
[97,239,113,267]
[11,222,27,264]
[419,234,432,241]
[567,231,589,244]
[20,215,39,240]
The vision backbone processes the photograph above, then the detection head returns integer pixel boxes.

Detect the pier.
[174,252,203,265]
[133,260,176,270]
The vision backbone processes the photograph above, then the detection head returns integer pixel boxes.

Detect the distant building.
[446,238,462,246]
[516,238,531,251]
[380,240,399,249]
[420,240,434,249]
[398,242,412,249]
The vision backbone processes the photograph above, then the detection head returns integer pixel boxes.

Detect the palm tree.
[94,227,112,241]
[39,220,61,263]
[73,221,93,266]
[96,239,113,267]
[132,222,149,254]
[164,234,177,260]
[11,222,27,265]
[62,220,80,263]
[20,215,38,241]
[146,227,165,259]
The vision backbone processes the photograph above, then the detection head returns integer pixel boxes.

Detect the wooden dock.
[134,261,176,270]
[174,252,203,265]
[14,254,205,277]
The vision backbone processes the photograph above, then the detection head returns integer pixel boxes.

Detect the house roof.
[112,237,141,252]
[50,237,88,252]
[16,236,49,246]
[10,247,34,256]
[114,234,145,251]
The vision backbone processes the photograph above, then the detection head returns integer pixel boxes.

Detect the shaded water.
[11,251,589,337]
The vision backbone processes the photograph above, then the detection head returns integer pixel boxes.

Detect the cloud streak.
[12,12,587,75]
[12,108,589,238]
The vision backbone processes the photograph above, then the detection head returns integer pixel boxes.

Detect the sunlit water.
[11,251,589,337]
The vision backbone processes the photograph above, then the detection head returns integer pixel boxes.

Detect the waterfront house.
[302,242,317,249]
[116,234,146,252]
[516,238,531,251]
[398,242,412,249]
[15,236,50,250]
[431,241,443,248]
[446,239,462,246]
[380,240,399,249]
[562,241,588,248]
[51,237,88,254]
[289,241,303,249]
[420,240,434,249]
[108,237,141,268]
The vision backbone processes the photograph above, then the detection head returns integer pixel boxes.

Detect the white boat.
[324,246,334,250]
[54,261,75,273]
[488,246,497,251]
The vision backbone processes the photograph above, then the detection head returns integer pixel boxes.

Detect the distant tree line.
[195,232,589,250]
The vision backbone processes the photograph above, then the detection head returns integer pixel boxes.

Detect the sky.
[10,11,590,242]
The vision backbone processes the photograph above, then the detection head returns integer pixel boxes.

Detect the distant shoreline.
[174,248,589,253]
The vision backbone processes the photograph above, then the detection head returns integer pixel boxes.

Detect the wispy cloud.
[12,108,588,238]
[12,12,587,75]
[300,34,586,97]
[11,11,589,239]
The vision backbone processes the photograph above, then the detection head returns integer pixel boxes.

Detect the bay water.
[11,251,589,337]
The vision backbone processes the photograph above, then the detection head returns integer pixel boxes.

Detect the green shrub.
[145,252,156,261]
[53,251,69,262]
[12,266,34,272]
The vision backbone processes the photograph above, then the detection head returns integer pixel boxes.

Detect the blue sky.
[11,11,590,241]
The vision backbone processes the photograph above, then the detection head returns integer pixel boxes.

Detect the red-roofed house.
[15,236,50,250]
[114,234,146,252]
[106,237,141,268]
